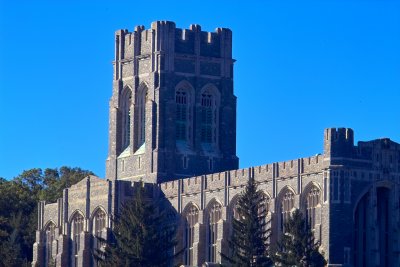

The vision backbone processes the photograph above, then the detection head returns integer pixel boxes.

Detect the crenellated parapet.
[161,153,325,200]
[113,21,233,77]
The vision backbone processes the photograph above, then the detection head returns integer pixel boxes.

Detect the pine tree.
[95,183,178,267]
[222,177,273,267]
[271,209,326,267]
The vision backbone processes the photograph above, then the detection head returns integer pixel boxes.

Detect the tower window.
[201,92,214,143]
[136,85,147,149]
[120,87,132,152]
[176,89,188,141]
[175,82,194,146]
[200,86,219,149]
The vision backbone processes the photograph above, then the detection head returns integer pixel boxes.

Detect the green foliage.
[271,209,326,267]
[96,184,178,267]
[222,177,273,267]
[0,166,93,266]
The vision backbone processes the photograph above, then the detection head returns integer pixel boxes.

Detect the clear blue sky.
[0,0,399,180]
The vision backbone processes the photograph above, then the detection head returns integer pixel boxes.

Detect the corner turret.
[323,128,354,159]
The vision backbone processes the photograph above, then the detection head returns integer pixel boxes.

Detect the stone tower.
[106,21,239,183]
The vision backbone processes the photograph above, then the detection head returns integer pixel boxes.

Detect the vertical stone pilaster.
[55,234,68,267]
[32,230,43,267]
[76,232,91,267]
[368,185,378,267]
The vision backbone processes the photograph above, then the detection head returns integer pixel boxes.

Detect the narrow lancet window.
[207,201,222,262]
[176,89,188,141]
[136,85,148,149]
[200,86,219,150]
[201,91,214,143]
[71,212,84,265]
[184,204,199,265]
[120,87,132,151]
[44,222,55,265]
[93,209,107,250]
[280,189,294,233]
[306,186,320,229]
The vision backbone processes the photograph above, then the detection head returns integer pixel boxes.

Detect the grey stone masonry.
[106,21,238,184]
[32,21,400,267]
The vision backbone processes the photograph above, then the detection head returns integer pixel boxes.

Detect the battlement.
[324,128,355,158]
[113,21,232,66]
[160,153,325,198]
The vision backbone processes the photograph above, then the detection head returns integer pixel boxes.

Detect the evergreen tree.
[271,209,326,267]
[222,177,273,267]
[96,183,178,267]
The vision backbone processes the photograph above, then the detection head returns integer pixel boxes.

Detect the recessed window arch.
[44,221,56,266]
[302,183,321,230]
[206,199,222,263]
[183,203,199,266]
[135,83,148,150]
[120,86,132,152]
[92,207,107,250]
[200,85,220,148]
[277,187,295,233]
[258,191,271,241]
[70,211,85,265]
[175,81,194,145]
[229,195,240,222]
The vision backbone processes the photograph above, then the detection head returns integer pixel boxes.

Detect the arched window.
[305,186,320,229]
[279,189,295,233]
[183,204,199,265]
[136,85,147,149]
[207,201,222,262]
[201,87,219,146]
[71,212,84,265]
[92,208,107,250]
[176,88,187,141]
[229,196,240,222]
[259,192,271,241]
[44,222,55,265]
[120,87,132,151]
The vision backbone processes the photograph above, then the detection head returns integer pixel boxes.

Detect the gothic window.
[176,89,188,141]
[259,193,271,241]
[280,189,295,233]
[201,87,219,146]
[136,85,148,149]
[305,186,320,229]
[92,208,107,250]
[120,87,132,151]
[175,82,194,147]
[229,197,240,222]
[71,212,84,264]
[183,204,199,266]
[207,201,222,262]
[44,222,55,265]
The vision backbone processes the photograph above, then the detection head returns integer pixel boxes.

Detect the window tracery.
[183,204,199,265]
[207,201,222,262]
